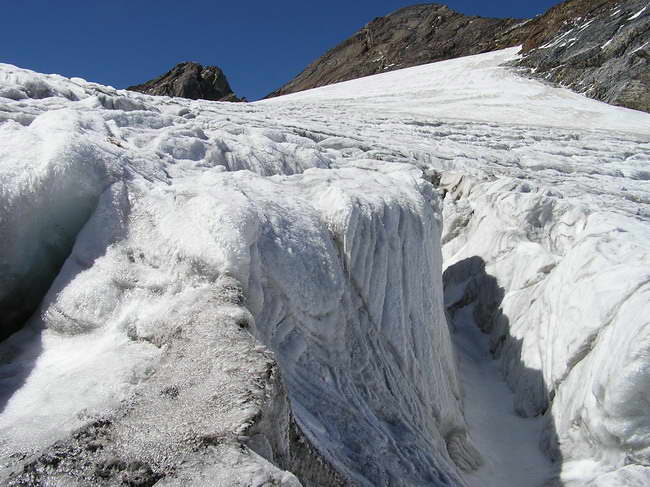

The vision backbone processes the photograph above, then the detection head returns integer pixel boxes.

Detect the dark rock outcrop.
[128,62,241,102]
[515,0,649,113]
[266,0,649,113]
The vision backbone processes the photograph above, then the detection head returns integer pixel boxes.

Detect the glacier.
[1,47,649,486]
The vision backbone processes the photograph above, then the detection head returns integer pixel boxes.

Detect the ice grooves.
[554,277,650,392]
[247,364,349,486]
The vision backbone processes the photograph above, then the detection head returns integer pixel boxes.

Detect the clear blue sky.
[1,1,559,100]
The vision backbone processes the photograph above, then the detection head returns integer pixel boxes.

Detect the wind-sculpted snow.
[0,64,332,344]
[2,48,650,486]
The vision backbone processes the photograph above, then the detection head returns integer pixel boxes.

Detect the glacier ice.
[0,64,473,486]
[1,47,650,486]
[259,47,650,485]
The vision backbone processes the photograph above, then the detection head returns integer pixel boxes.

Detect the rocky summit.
[267,0,649,113]
[127,62,241,102]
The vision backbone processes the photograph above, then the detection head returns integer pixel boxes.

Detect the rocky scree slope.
[128,61,241,102]
[515,0,650,112]
[267,0,649,113]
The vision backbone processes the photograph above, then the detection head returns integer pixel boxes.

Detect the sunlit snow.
[1,47,649,486]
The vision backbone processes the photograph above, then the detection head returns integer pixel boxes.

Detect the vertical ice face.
[0,163,473,485]
[247,163,476,486]
[0,64,475,486]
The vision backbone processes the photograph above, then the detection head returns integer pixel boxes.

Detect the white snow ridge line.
[628,5,647,21]
[1,47,650,487]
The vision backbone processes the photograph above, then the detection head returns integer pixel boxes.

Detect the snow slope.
[1,47,650,486]
[265,48,650,134]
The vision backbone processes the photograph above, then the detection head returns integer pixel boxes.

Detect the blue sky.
[1,1,559,100]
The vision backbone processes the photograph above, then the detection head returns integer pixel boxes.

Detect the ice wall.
[0,65,473,486]
[248,162,477,485]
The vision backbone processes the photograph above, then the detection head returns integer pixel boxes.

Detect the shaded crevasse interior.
[440,172,650,486]
[0,110,125,341]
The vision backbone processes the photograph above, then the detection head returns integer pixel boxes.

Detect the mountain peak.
[265,0,648,113]
[128,62,241,102]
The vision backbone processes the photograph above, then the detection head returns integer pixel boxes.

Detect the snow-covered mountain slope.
[1,46,649,486]
[264,48,650,133]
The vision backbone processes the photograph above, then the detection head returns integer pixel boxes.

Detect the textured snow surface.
[1,47,650,486]
[0,64,471,485]
[262,48,650,486]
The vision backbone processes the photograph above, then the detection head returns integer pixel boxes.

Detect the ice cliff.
[261,47,650,486]
[0,64,474,485]
[2,46,650,486]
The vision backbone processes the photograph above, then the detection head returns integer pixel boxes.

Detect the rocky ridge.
[267,0,649,113]
[515,0,649,112]
[266,4,532,98]
[128,62,241,102]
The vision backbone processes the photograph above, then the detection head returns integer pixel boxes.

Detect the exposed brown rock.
[515,0,649,113]
[520,0,619,52]
[266,4,533,98]
[266,0,649,113]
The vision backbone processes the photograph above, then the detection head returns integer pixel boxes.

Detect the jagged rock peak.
[128,62,242,102]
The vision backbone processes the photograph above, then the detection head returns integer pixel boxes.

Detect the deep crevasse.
[260,47,650,485]
[1,46,650,486]
[440,172,650,486]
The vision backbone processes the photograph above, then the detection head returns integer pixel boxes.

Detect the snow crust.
[1,46,650,486]
[263,48,650,134]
